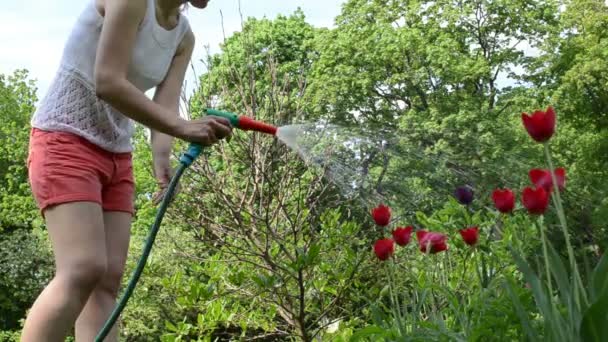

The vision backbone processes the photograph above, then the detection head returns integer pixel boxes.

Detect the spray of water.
[276,122,598,222]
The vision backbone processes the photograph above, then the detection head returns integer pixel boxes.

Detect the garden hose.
[95,160,186,341]
[95,109,277,341]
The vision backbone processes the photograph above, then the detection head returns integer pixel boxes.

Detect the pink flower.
[392,226,413,246]
[416,230,448,254]
[371,204,391,226]
[459,227,479,246]
[373,239,395,261]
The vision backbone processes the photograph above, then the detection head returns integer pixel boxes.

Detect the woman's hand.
[152,157,179,205]
[174,116,233,146]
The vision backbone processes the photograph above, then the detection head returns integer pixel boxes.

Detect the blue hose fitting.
[178,108,239,167]
[179,143,203,167]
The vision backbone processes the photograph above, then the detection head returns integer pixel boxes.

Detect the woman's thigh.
[44,202,107,277]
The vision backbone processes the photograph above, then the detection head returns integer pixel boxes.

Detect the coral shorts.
[27,128,135,216]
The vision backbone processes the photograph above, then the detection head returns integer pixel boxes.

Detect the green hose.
[95,110,233,341]
[94,108,274,341]
[95,145,197,341]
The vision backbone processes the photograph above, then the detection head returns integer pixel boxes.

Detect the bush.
[0,228,53,331]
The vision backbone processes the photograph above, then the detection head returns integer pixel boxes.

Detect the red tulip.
[522,106,556,143]
[459,227,479,246]
[522,187,549,215]
[392,226,413,246]
[492,188,515,213]
[373,238,395,261]
[416,230,448,254]
[371,204,391,226]
[529,168,566,193]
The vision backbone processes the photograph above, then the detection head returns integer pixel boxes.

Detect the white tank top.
[31,0,190,153]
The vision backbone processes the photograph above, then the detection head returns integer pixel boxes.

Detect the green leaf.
[503,277,539,341]
[197,313,204,329]
[165,321,178,332]
[580,293,608,342]
[350,325,387,341]
[510,247,566,339]
[591,251,608,301]
[546,241,577,322]
[305,243,321,267]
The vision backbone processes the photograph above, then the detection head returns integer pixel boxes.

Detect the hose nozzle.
[237,116,277,135]
[204,108,277,135]
[180,108,278,166]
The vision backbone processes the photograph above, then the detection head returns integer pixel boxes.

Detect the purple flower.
[454,186,474,205]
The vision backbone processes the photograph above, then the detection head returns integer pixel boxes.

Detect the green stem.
[480,251,488,288]
[543,143,588,308]
[474,250,484,289]
[404,282,412,334]
[538,216,554,298]
[459,250,471,290]
[387,260,404,336]
[508,214,522,252]
[463,206,472,227]
[431,254,439,319]
[441,251,448,288]
[488,211,501,242]
[539,216,568,341]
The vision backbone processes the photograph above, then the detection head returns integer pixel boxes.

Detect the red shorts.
[27,128,135,216]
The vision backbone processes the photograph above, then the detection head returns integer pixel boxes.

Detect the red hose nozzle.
[237,116,277,135]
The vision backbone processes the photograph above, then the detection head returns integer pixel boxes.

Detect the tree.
[303,0,561,221]
[0,70,40,232]
[0,70,54,333]
[158,12,368,341]
[526,0,608,129]
[520,0,608,250]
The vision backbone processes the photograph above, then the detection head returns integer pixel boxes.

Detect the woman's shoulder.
[95,0,148,22]
[176,27,195,56]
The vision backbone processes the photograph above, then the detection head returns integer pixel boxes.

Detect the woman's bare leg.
[75,211,132,342]
[21,202,107,342]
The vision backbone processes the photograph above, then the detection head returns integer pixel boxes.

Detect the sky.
[0,0,539,105]
[0,0,346,101]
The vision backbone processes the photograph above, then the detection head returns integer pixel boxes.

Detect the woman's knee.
[97,260,126,297]
[59,257,107,295]
[99,211,132,297]
[43,202,108,294]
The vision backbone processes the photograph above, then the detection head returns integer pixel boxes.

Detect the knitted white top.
[31,0,190,153]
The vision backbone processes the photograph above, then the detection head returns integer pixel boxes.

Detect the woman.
[22,0,231,341]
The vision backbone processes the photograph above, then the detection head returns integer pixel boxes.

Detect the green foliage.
[526,0,608,129]
[0,329,21,342]
[0,228,53,331]
[0,69,39,232]
[506,241,608,341]
[177,12,371,340]
[307,0,558,124]
[0,70,47,336]
[1,0,607,340]
[346,201,541,341]
[196,8,317,125]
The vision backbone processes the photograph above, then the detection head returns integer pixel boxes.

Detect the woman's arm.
[150,29,195,188]
[94,0,232,145]
[94,0,182,136]
[151,30,195,163]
